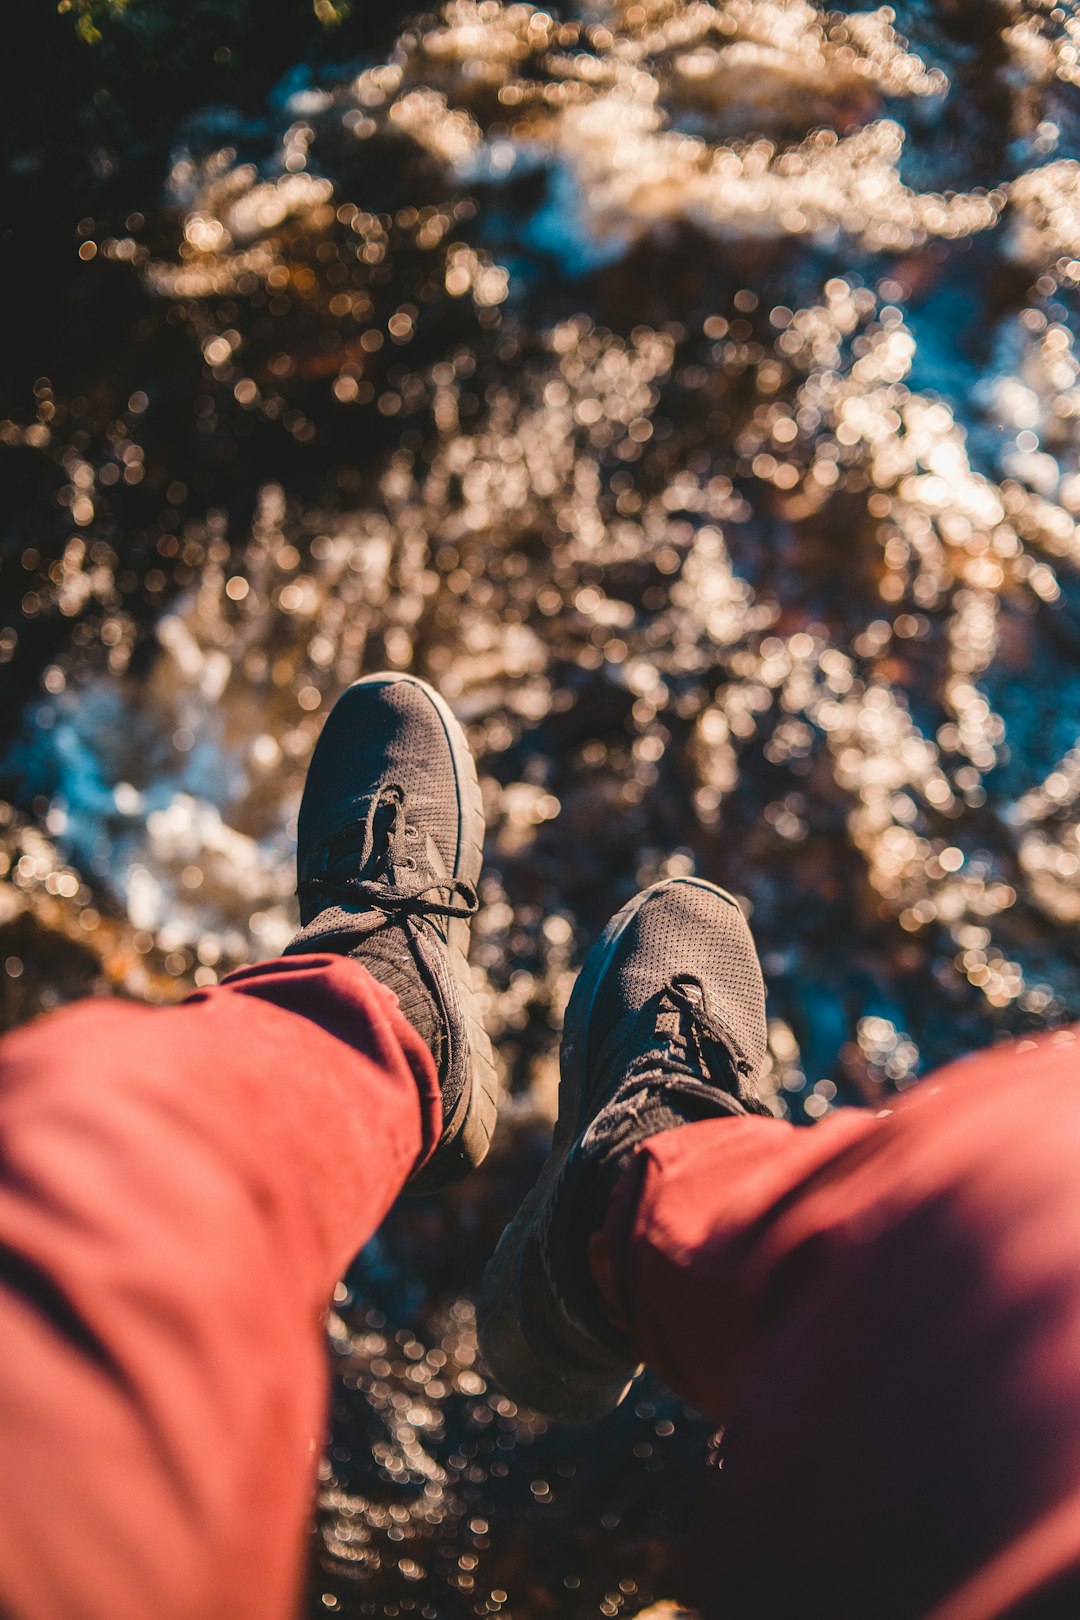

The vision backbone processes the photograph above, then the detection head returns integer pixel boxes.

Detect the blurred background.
[3,0,1080,1614]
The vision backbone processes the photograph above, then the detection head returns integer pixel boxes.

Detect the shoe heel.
[477,1158,639,1424]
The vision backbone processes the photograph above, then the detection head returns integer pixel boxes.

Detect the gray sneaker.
[477,877,769,1421]
[287,672,497,1192]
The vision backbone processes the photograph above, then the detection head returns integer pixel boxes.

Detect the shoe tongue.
[326,823,368,867]
[591,982,744,1105]
[652,1001,688,1047]
[655,975,706,1034]
[322,796,402,883]
[670,976,706,1013]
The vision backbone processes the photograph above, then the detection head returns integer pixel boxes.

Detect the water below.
[3,2,1080,1614]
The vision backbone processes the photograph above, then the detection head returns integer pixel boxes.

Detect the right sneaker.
[477,876,770,1423]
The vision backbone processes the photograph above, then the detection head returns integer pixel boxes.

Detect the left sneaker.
[477,877,770,1420]
[286,672,497,1192]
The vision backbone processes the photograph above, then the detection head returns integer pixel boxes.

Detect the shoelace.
[625,971,753,1088]
[298,782,479,922]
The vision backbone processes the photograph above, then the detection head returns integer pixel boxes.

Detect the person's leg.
[481,877,1080,1619]
[0,953,438,1620]
[0,669,498,1620]
[592,1027,1080,1620]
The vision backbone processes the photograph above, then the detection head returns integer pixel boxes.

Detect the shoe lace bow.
[298,782,478,922]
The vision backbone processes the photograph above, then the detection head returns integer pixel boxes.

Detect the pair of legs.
[1,675,1079,1618]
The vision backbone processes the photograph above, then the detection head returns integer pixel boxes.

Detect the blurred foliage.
[0,0,408,407]
[6,0,365,154]
[60,0,352,53]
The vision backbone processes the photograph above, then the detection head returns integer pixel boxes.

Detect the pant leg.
[0,952,440,1620]
[591,1028,1080,1620]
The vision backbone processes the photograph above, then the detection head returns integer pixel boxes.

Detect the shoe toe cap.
[597,877,768,1077]
[298,674,462,870]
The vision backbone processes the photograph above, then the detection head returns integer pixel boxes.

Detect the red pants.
[0,953,1078,1620]
[0,955,440,1620]
[594,1026,1080,1620]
